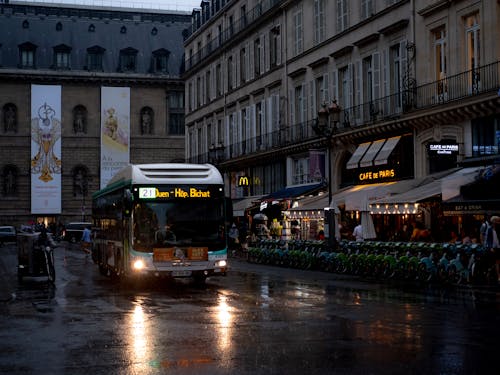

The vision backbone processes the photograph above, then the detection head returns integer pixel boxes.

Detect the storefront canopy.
[232,195,263,216]
[261,182,325,200]
[368,167,482,213]
[288,194,329,212]
[329,168,482,213]
[442,165,500,215]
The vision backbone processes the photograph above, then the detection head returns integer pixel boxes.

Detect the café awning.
[346,136,401,170]
[374,136,401,165]
[346,142,371,169]
[359,139,385,168]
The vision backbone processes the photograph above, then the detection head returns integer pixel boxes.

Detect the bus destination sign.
[138,186,214,199]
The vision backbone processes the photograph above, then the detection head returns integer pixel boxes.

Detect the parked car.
[0,225,17,245]
[63,222,92,243]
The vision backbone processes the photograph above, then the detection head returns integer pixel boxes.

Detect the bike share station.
[16,231,56,283]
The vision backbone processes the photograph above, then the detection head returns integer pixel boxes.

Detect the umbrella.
[331,199,341,240]
[253,213,268,222]
[360,195,377,240]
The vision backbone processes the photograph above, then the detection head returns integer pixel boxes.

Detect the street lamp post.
[209,142,225,166]
[312,99,341,250]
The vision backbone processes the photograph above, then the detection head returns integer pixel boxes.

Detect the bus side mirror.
[124,189,133,217]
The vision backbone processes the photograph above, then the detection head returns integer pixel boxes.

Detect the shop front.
[442,164,500,240]
[257,182,326,241]
[284,194,329,240]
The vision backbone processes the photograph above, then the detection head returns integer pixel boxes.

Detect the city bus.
[91,163,230,283]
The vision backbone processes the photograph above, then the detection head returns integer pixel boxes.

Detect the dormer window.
[53,44,71,70]
[18,41,37,68]
[86,45,105,71]
[120,26,127,34]
[22,20,29,29]
[88,24,96,32]
[119,47,137,72]
[56,22,63,31]
[152,48,170,74]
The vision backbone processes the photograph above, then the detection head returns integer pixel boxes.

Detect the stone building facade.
[183,0,499,210]
[0,1,190,227]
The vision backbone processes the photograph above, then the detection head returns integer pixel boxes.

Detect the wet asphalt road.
[1,242,500,375]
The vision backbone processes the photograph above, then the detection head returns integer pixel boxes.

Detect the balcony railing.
[189,61,500,165]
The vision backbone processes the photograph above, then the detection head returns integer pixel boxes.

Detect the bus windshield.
[132,199,225,252]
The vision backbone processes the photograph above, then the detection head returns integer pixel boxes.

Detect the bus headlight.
[133,259,145,270]
[216,260,227,268]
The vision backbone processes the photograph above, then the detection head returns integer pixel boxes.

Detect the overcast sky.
[13,0,202,12]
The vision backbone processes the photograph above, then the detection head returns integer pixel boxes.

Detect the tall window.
[465,13,481,91]
[434,27,447,98]
[292,157,309,185]
[254,37,261,76]
[86,45,105,71]
[315,74,329,111]
[270,26,280,68]
[168,91,185,135]
[196,76,202,107]
[314,0,325,45]
[228,55,233,90]
[293,7,303,56]
[361,0,374,20]
[53,44,71,70]
[240,47,247,83]
[256,101,264,147]
[390,43,402,108]
[294,84,306,125]
[338,66,351,109]
[336,0,348,33]
[363,56,374,103]
[18,42,36,68]
[216,63,222,96]
[205,70,211,101]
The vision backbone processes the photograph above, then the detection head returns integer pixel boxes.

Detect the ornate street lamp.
[312,99,342,249]
[209,142,225,166]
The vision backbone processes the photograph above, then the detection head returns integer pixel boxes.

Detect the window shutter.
[289,89,295,125]
[250,104,256,151]
[310,80,315,121]
[264,32,270,72]
[331,69,338,100]
[276,25,282,65]
[382,49,389,114]
[373,52,380,100]
[355,60,362,122]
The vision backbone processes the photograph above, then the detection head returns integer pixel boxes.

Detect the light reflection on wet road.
[1,243,500,374]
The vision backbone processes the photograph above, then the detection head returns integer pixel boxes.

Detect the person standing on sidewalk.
[81,225,92,254]
[485,216,500,283]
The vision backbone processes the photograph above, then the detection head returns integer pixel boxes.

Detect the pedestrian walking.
[81,225,92,254]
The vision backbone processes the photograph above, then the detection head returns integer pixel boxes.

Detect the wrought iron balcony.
[188,61,500,165]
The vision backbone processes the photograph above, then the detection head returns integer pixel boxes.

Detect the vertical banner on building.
[100,86,130,189]
[31,84,62,214]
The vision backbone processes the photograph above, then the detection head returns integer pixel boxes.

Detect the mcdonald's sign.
[238,176,250,186]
